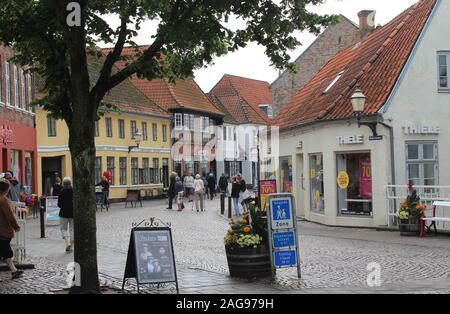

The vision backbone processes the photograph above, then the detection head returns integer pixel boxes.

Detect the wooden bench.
[420,201,450,237]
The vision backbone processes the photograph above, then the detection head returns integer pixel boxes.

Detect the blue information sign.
[270,198,294,229]
[274,250,297,268]
[272,232,295,248]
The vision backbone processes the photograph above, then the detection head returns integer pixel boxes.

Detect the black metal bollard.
[40,205,46,238]
[220,193,225,215]
[228,196,232,219]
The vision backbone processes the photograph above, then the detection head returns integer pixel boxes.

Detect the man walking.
[206,170,216,201]
[167,172,177,210]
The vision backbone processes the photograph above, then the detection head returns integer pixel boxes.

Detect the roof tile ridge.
[317,1,421,120]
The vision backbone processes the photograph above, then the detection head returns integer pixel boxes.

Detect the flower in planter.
[243,226,252,234]
[397,188,425,221]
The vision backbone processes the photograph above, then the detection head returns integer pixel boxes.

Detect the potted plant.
[397,189,426,236]
[224,202,272,278]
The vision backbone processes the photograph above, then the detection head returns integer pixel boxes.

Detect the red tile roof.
[102,47,223,117]
[273,0,437,130]
[209,74,272,124]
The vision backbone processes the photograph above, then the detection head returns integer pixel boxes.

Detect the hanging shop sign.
[122,226,179,294]
[267,194,301,279]
[0,125,14,145]
[259,180,277,211]
[337,171,350,190]
[402,124,440,135]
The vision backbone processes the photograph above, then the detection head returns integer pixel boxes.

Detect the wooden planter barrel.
[225,244,272,278]
[399,218,420,236]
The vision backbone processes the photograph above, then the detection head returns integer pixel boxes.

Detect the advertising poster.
[259,180,277,211]
[45,197,60,224]
[134,229,176,284]
[359,156,372,199]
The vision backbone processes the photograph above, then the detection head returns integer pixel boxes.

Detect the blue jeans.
[232,198,241,216]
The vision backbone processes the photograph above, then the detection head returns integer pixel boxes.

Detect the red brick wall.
[270,18,361,117]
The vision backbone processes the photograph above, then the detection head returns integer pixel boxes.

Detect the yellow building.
[36,57,173,200]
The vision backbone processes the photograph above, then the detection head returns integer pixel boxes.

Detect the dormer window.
[259,104,273,118]
[323,71,345,94]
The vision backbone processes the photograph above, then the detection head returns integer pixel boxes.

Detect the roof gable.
[273,0,437,130]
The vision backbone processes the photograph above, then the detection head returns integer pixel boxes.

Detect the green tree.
[0,0,335,293]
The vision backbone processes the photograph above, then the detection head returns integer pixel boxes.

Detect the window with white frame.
[5,61,11,106]
[406,142,438,186]
[438,52,450,90]
[174,113,182,130]
[21,69,26,109]
[13,65,18,107]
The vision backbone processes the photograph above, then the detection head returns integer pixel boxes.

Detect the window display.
[310,154,324,213]
[337,152,372,216]
[280,156,292,193]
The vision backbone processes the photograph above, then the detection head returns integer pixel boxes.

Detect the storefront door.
[42,156,62,196]
[296,154,305,217]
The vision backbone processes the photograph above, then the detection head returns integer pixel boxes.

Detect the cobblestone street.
[1,198,450,294]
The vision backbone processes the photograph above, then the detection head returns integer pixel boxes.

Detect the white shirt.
[184,176,195,188]
[194,179,204,192]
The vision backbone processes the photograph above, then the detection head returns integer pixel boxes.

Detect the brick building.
[0,44,37,194]
[270,15,361,116]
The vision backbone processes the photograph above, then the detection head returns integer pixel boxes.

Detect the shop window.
[150,158,159,183]
[280,156,293,193]
[131,158,138,185]
[225,161,242,178]
[119,157,127,185]
[406,142,438,186]
[24,152,33,194]
[107,157,115,186]
[336,152,372,217]
[141,158,149,184]
[95,157,102,183]
[310,154,325,213]
[10,150,21,184]
[438,52,450,90]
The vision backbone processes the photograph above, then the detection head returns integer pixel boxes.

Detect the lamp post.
[351,86,380,137]
[128,130,142,153]
[254,130,261,210]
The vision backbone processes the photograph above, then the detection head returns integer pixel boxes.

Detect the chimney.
[358,10,376,40]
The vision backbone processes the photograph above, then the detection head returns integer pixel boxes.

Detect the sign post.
[122,219,178,294]
[267,193,301,279]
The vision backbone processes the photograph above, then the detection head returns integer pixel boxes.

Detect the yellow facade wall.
[36,108,173,200]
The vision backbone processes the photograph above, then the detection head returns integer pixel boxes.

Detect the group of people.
[167,170,217,212]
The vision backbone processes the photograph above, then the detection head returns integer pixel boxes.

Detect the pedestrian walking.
[237,174,251,214]
[58,177,74,253]
[0,178,24,279]
[193,174,205,212]
[4,171,21,203]
[175,177,185,212]
[167,172,177,210]
[51,177,63,197]
[96,175,110,209]
[183,172,195,203]
[206,170,216,201]
[219,173,228,194]
[231,176,241,217]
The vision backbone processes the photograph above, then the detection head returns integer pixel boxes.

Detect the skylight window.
[323,71,345,94]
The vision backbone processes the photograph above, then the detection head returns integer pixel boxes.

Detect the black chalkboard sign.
[122,227,178,293]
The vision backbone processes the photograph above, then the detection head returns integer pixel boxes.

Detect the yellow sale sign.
[259,180,277,211]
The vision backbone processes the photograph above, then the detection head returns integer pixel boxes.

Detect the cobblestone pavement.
[2,198,450,294]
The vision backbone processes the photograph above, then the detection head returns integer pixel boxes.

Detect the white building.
[272,0,450,228]
[209,74,272,187]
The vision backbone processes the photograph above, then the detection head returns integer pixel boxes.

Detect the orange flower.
[416,204,426,211]
[243,226,252,234]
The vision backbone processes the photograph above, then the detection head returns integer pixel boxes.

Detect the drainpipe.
[378,120,395,186]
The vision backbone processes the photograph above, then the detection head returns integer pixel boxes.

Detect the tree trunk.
[69,111,100,293]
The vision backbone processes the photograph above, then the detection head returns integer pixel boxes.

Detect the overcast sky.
[103,0,418,92]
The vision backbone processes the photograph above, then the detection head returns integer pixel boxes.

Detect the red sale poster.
[359,156,372,199]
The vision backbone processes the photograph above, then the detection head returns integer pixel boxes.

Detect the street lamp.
[128,130,142,153]
[351,86,379,137]
[254,130,262,210]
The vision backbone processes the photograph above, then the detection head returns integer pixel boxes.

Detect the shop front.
[0,118,38,194]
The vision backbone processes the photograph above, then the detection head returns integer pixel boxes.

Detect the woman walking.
[167,172,177,210]
[58,177,74,253]
[193,174,205,212]
[231,176,241,217]
[51,177,63,197]
[175,177,185,212]
[0,179,24,279]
